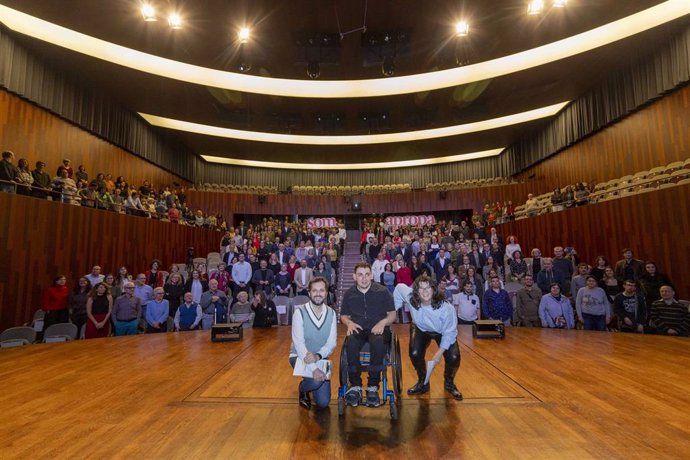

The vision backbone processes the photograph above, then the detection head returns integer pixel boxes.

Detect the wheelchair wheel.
[389,334,403,399]
[339,339,349,387]
[389,400,398,421]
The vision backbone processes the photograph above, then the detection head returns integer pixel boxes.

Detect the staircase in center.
[335,232,363,313]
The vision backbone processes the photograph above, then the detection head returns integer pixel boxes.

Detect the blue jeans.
[289,357,331,408]
[115,319,139,336]
[582,313,607,331]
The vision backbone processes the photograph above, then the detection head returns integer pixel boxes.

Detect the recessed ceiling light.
[455,21,470,37]
[528,0,545,15]
[553,0,568,8]
[141,3,156,22]
[238,27,250,43]
[139,101,568,145]
[168,13,182,29]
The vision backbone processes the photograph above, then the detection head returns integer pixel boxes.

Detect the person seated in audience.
[551,187,564,212]
[85,265,105,287]
[167,202,181,223]
[515,275,543,327]
[85,282,113,339]
[164,272,185,319]
[504,235,521,262]
[318,255,333,281]
[483,268,504,292]
[165,264,185,284]
[453,280,481,325]
[251,291,277,328]
[112,282,142,336]
[574,182,590,206]
[229,291,255,326]
[96,187,115,211]
[509,251,529,283]
[78,181,96,207]
[410,254,432,281]
[15,158,34,195]
[614,248,645,283]
[481,255,501,283]
[562,185,575,208]
[174,292,202,331]
[613,280,647,333]
[154,196,168,218]
[599,267,623,305]
[293,259,313,296]
[483,276,512,326]
[289,277,337,410]
[184,269,208,304]
[41,274,70,332]
[312,260,330,283]
[380,263,396,293]
[536,258,565,294]
[210,262,232,294]
[442,264,460,297]
[650,286,690,336]
[231,253,253,295]
[200,279,228,329]
[539,283,575,329]
[144,287,169,333]
[576,276,611,331]
[456,255,474,279]
[145,259,165,288]
[524,193,540,217]
[31,161,51,199]
[138,180,152,198]
[252,259,275,294]
[638,261,673,306]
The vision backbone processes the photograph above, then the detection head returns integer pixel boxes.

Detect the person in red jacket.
[145,259,165,288]
[42,275,70,331]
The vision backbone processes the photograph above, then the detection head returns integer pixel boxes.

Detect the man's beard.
[310,295,325,306]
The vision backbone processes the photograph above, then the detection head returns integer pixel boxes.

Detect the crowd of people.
[0,151,229,230]
[357,217,689,336]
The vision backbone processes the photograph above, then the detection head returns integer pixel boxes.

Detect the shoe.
[345,386,362,407]
[444,382,463,401]
[366,386,381,407]
[299,391,311,410]
[407,380,430,396]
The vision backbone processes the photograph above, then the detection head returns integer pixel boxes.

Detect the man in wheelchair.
[394,274,463,400]
[340,262,397,407]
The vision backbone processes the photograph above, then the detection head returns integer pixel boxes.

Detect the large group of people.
[0,151,229,230]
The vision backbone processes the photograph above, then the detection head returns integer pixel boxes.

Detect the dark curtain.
[504,26,690,174]
[0,27,195,181]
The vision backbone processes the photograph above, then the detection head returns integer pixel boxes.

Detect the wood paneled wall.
[514,84,690,195]
[0,89,188,188]
[186,183,537,225]
[0,193,221,330]
[496,184,690,301]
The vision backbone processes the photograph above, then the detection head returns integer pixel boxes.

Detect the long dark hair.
[410,274,446,310]
[72,277,92,295]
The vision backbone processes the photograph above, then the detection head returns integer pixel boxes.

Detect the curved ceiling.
[0,0,688,167]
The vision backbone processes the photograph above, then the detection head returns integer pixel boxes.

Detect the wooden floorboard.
[0,325,688,459]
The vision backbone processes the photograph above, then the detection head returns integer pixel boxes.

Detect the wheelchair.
[337,332,403,420]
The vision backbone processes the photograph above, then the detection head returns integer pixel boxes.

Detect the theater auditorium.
[1,1,689,458]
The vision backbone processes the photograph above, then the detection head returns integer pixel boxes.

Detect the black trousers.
[409,323,461,384]
[346,329,389,387]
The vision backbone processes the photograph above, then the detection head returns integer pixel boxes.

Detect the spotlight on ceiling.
[168,13,182,29]
[455,21,470,37]
[527,0,545,15]
[553,0,567,7]
[382,56,395,77]
[307,61,320,79]
[238,27,251,44]
[239,62,252,73]
[141,3,157,22]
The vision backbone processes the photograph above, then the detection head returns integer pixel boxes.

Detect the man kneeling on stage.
[340,262,397,407]
[394,275,463,400]
[289,277,337,410]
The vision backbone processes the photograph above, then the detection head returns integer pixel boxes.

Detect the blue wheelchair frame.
[337,333,402,420]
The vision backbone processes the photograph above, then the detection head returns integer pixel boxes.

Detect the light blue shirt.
[231,262,252,284]
[145,299,169,326]
[394,284,458,350]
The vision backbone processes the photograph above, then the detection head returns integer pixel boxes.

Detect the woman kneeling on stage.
[394,275,463,400]
[288,277,337,410]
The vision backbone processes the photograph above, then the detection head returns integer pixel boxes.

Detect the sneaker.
[366,386,380,407]
[345,386,362,407]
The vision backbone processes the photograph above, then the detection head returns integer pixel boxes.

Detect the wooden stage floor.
[1,324,689,459]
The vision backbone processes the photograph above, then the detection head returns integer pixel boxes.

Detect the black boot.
[444,379,463,401]
[299,390,312,409]
[407,380,430,395]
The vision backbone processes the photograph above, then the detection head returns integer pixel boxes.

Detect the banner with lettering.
[384,215,436,228]
[306,217,338,228]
